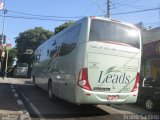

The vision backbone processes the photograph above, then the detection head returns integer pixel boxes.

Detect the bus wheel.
[33,76,38,88]
[48,81,53,100]
[33,76,36,84]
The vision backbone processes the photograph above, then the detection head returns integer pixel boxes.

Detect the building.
[141,26,160,79]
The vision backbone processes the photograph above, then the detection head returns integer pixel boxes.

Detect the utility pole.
[107,0,110,18]
[4,48,8,78]
[2,0,7,44]
[159,4,160,25]
[1,0,8,79]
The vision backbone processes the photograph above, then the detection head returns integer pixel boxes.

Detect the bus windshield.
[89,19,140,48]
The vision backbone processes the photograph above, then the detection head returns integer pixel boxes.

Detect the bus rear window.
[89,19,140,48]
[17,63,28,67]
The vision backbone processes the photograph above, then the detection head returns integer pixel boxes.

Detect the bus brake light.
[78,68,92,91]
[131,73,140,92]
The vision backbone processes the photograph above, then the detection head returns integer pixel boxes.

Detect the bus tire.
[33,76,38,88]
[33,76,36,84]
[48,80,54,100]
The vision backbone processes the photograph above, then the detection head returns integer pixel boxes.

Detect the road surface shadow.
[31,105,109,118]
[15,84,109,119]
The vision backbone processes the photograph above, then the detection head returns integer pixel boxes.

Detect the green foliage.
[8,48,17,68]
[15,27,54,63]
[15,22,74,65]
[54,21,74,34]
[15,27,53,52]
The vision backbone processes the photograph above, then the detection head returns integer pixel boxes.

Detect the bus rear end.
[76,17,141,104]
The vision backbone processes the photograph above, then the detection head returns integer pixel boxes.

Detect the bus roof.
[36,16,139,51]
[88,16,138,29]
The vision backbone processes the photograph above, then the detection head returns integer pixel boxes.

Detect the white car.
[13,63,28,77]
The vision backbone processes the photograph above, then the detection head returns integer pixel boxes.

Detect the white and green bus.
[32,17,141,104]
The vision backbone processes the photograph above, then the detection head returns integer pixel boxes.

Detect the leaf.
[105,66,122,74]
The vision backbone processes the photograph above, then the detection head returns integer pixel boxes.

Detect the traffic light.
[0,34,2,44]
[3,34,6,44]
[0,34,6,44]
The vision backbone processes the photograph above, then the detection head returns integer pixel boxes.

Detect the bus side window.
[59,32,68,56]
[36,49,41,62]
[59,24,81,56]
[47,50,50,56]
[57,36,62,53]
[66,25,81,52]
[49,38,57,58]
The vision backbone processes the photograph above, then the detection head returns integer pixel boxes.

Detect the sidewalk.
[0,77,31,120]
[0,77,10,84]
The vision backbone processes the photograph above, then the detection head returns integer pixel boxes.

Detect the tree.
[15,27,53,77]
[16,27,53,53]
[14,22,74,77]
[54,21,74,34]
[15,27,54,63]
[0,47,17,77]
[8,48,17,68]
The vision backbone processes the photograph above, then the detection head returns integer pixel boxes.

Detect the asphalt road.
[9,78,160,120]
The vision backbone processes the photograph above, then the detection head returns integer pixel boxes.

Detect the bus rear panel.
[76,17,141,104]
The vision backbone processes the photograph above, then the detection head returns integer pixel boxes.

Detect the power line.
[0,7,158,21]
[81,2,95,16]
[111,7,159,15]
[112,0,138,5]
[0,14,74,21]
[111,0,139,8]
[113,4,157,9]
[1,9,84,19]
[91,0,106,15]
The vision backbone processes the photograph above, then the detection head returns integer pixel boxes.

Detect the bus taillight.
[78,68,92,91]
[131,72,140,92]
[90,16,96,20]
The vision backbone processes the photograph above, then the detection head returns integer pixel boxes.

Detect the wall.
[141,27,160,79]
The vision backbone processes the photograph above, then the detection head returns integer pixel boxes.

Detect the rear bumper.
[75,87,138,104]
[14,73,28,76]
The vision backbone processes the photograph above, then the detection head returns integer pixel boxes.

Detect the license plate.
[107,95,119,101]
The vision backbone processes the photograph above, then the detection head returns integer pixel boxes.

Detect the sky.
[0,0,160,47]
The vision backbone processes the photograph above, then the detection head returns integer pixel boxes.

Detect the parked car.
[136,77,160,111]
[13,63,28,77]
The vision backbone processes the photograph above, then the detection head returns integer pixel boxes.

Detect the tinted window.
[49,37,60,58]
[37,49,41,61]
[59,24,81,56]
[17,63,28,67]
[59,32,68,55]
[89,19,140,48]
